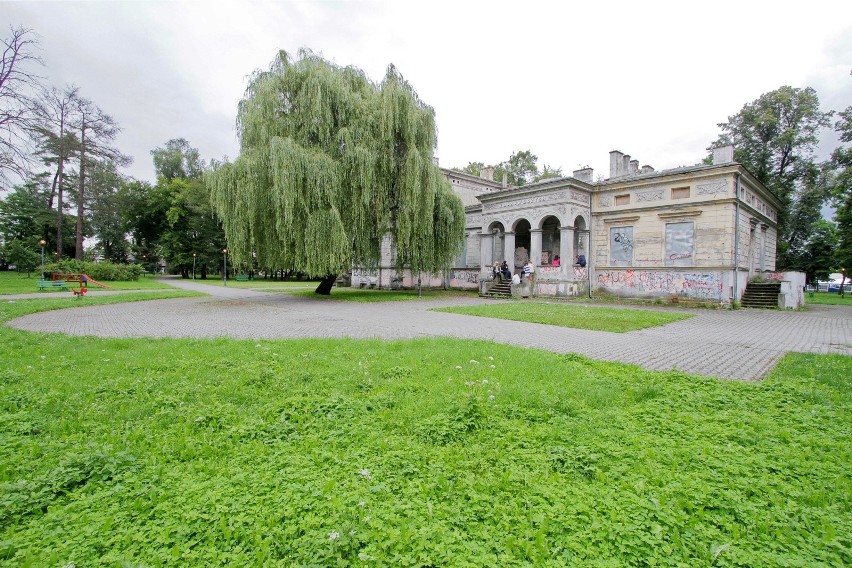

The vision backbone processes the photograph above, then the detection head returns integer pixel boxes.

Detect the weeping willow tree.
[206,49,466,294]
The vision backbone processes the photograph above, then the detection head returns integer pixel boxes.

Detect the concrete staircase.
[741,281,780,308]
[483,279,512,299]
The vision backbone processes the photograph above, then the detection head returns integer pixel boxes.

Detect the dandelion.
[489,394,495,401]
[469,359,479,364]
[357,501,366,507]
[329,530,340,541]
[488,356,494,361]
[489,364,495,369]
[455,365,462,370]
[358,468,372,479]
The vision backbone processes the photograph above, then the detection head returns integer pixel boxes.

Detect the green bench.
[37,280,68,291]
[235,274,254,282]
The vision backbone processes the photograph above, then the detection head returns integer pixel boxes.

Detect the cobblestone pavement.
[7,278,852,381]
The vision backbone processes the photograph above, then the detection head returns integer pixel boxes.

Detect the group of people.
[491,254,586,283]
[492,259,537,284]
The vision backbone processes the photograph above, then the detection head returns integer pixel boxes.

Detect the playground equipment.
[48,273,110,297]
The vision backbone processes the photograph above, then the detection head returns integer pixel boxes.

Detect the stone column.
[560,225,575,280]
[530,229,543,270]
[504,232,516,274]
[479,230,493,278]
[492,229,502,263]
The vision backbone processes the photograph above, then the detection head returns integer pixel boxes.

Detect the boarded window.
[665,222,694,266]
[609,226,633,266]
[671,187,690,199]
[615,194,630,206]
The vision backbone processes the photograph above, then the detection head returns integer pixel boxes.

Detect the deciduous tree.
[711,86,833,270]
[207,50,465,294]
[0,26,43,184]
[831,106,852,291]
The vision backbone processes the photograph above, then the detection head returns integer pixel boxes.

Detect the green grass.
[434,301,693,332]
[806,290,852,306]
[0,297,849,566]
[284,287,476,302]
[0,271,176,294]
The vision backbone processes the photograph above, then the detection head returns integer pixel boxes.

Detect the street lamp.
[223,249,228,286]
[38,239,46,280]
[192,253,196,280]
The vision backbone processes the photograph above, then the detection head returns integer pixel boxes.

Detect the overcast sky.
[5,0,852,184]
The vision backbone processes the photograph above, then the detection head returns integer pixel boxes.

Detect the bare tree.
[0,26,43,186]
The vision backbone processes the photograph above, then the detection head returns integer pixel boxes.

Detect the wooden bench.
[235,274,254,282]
[37,280,68,291]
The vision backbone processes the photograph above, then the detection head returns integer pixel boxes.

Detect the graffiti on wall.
[449,269,479,284]
[596,269,723,300]
[610,226,633,266]
[664,222,694,267]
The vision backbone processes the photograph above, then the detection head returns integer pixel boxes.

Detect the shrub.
[44,260,144,281]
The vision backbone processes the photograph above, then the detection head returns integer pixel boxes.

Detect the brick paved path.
[7,279,851,380]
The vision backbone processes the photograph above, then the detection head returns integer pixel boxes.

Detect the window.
[615,194,630,206]
[665,222,694,267]
[671,187,690,199]
[609,226,633,266]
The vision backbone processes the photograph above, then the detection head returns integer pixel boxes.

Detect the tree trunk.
[314,273,337,295]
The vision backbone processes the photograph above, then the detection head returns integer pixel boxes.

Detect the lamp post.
[38,239,46,280]
[192,253,196,280]
[223,249,228,286]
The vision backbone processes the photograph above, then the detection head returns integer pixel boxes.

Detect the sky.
[4,0,852,185]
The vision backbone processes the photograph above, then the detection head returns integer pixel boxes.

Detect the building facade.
[352,145,782,306]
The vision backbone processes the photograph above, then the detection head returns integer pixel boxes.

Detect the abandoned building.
[350,145,786,306]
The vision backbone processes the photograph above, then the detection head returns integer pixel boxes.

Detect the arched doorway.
[487,221,505,266]
[513,219,531,265]
[573,215,587,259]
[541,216,561,265]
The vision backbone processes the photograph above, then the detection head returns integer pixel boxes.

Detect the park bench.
[235,274,254,282]
[37,280,68,291]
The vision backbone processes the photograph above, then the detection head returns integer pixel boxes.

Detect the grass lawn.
[434,301,693,332]
[0,271,176,294]
[0,296,849,566]
[806,290,852,306]
[284,287,476,302]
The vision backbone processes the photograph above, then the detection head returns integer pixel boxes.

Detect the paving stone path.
[7,278,852,380]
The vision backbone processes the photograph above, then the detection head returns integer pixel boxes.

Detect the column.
[560,226,575,280]
[530,229,543,270]
[479,230,493,278]
[503,232,516,274]
[492,229,503,263]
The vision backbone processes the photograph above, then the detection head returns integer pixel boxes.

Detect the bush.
[44,260,144,281]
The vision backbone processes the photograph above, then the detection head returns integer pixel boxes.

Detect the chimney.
[609,150,624,178]
[640,165,655,174]
[480,166,494,181]
[712,145,734,165]
[622,155,631,176]
[572,167,594,183]
[629,160,639,175]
